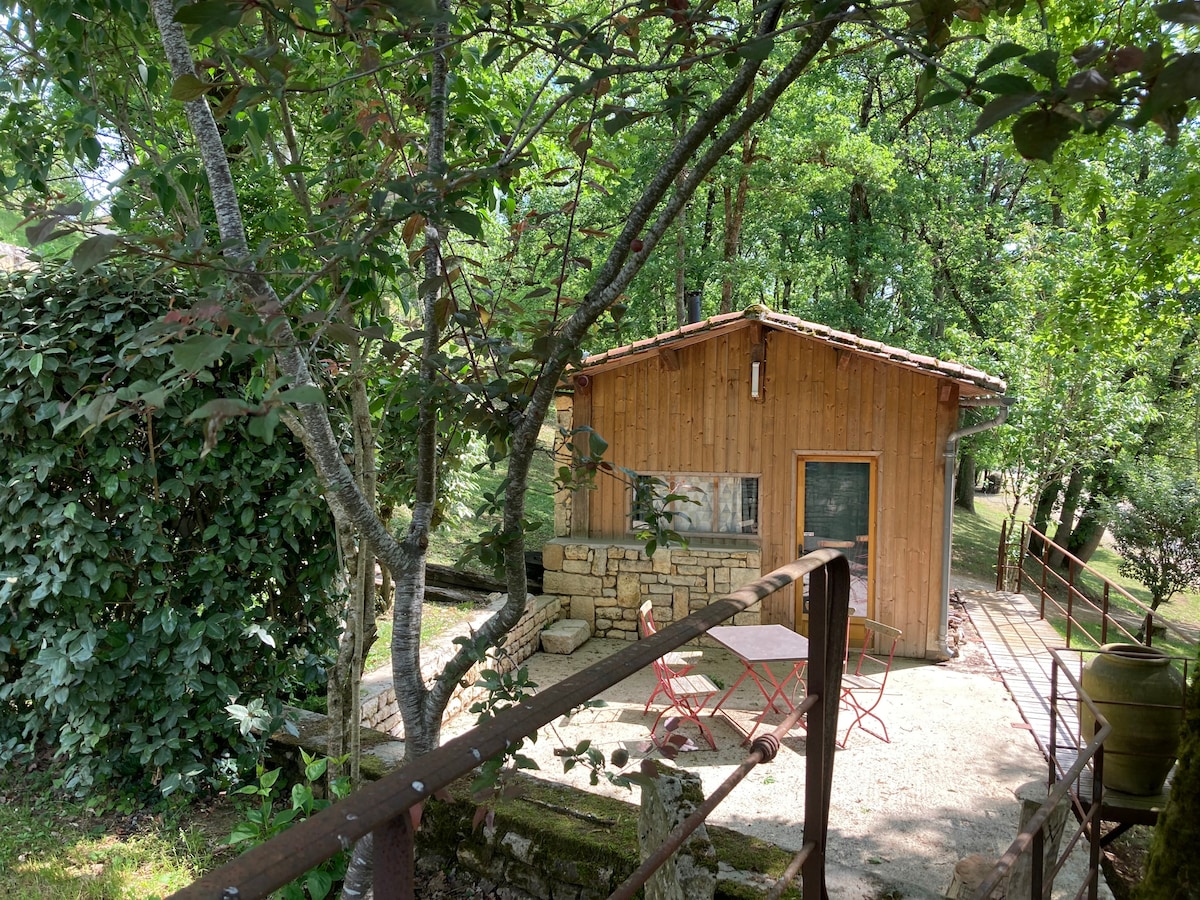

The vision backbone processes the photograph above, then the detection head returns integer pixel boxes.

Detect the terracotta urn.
[1081,643,1184,796]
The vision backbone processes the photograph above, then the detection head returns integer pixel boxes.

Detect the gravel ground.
[440,594,1109,898]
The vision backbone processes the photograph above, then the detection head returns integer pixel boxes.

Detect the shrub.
[1111,468,1200,611]
[0,265,341,800]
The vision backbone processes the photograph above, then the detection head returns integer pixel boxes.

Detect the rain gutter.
[934,396,1015,660]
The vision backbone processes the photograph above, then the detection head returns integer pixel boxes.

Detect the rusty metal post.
[1101,584,1110,645]
[1066,563,1075,647]
[801,556,850,900]
[374,812,416,900]
[1039,532,1050,620]
[1017,522,1028,602]
[996,518,1008,591]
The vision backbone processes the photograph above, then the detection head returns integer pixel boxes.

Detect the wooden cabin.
[542,307,1007,659]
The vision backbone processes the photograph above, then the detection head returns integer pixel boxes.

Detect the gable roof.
[579,306,1006,398]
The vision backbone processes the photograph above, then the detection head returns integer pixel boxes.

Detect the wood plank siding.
[572,320,964,658]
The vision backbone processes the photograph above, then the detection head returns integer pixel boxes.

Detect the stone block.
[652,548,672,575]
[729,566,760,590]
[564,544,590,560]
[540,619,591,654]
[638,764,717,900]
[562,559,592,574]
[570,596,595,624]
[617,572,641,604]
[672,587,690,623]
[542,542,565,571]
[544,571,602,596]
[591,548,608,576]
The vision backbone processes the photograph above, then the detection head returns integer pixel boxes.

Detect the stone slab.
[540,618,591,654]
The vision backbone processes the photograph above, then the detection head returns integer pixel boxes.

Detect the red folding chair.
[638,600,720,750]
[839,618,902,748]
[637,601,696,713]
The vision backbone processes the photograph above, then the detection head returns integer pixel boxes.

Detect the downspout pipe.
[934,396,1015,660]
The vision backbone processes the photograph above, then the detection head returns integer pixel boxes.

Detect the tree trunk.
[955,453,976,512]
[674,104,689,328]
[1067,464,1121,564]
[720,123,756,314]
[1029,478,1061,557]
[1048,464,1085,569]
[847,178,872,315]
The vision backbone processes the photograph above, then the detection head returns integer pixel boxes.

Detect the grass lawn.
[951,493,1200,656]
[0,764,233,900]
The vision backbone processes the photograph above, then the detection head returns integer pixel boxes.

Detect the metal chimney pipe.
[686,290,702,324]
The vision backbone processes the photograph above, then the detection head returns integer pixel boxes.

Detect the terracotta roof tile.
[580,307,1006,396]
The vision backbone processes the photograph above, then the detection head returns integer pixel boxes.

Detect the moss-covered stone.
[411,772,806,898]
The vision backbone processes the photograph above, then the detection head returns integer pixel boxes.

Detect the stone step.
[540,618,591,654]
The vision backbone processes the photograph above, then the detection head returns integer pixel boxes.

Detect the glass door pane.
[800,460,872,618]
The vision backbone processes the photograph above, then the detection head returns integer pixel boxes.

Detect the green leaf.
[172,333,231,372]
[974,42,1028,74]
[275,385,326,406]
[226,822,261,845]
[736,36,774,62]
[28,352,43,377]
[304,757,329,782]
[923,89,961,109]
[978,73,1038,95]
[71,234,118,273]
[1153,0,1200,24]
[1144,53,1200,110]
[916,64,937,101]
[173,0,247,40]
[1011,108,1077,161]
[446,208,484,240]
[589,431,608,458]
[187,397,252,424]
[1020,49,1059,80]
[307,869,334,900]
[971,93,1039,135]
[169,74,215,102]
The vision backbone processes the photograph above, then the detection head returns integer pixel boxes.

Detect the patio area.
[439,589,1112,898]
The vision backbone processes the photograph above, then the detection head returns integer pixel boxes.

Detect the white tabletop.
[708,624,810,664]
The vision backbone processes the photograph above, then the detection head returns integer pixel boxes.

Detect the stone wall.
[360,593,561,736]
[542,539,762,640]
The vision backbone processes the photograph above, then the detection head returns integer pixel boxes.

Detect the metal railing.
[972,648,1113,900]
[170,550,851,900]
[996,520,1195,649]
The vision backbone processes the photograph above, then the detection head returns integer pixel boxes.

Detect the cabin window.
[631,474,760,537]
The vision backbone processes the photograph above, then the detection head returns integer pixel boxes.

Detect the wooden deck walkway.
[963,588,1174,847]
[961,589,1081,763]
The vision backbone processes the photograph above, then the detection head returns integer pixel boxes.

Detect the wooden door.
[794,456,877,638]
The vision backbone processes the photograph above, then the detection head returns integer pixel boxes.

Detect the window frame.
[629,471,762,539]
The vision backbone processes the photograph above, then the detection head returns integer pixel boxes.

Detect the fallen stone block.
[540,618,591,654]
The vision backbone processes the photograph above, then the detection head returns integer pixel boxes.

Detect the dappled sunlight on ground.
[441,628,1106,897]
